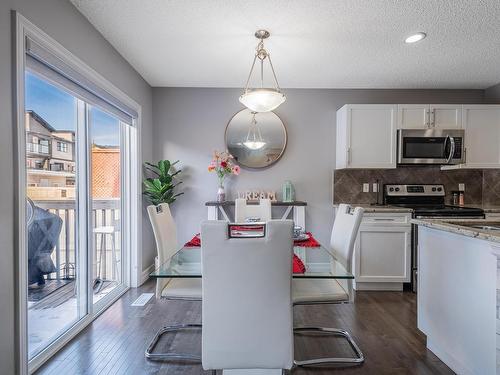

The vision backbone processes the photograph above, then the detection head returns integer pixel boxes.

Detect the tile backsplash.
[333,167,500,206]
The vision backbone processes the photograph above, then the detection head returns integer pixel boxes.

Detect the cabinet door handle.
[373,218,396,221]
[431,109,436,127]
[425,110,430,128]
[347,147,352,164]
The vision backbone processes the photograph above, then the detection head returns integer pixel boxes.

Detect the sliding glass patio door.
[89,106,126,307]
[23,71,131,362]
[25,72,88,360]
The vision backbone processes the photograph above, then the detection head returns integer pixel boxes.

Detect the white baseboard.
[140,263,155,286]
[354,282,403,291]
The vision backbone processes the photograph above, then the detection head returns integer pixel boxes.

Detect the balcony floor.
[28,279,117,359]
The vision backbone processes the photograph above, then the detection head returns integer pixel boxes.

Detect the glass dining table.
[149,244,354,279]
[146,242,358,368]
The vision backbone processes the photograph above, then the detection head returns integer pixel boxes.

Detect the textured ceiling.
[71,0,500,89]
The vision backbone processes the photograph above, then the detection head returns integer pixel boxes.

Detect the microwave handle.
[445,136,455,164]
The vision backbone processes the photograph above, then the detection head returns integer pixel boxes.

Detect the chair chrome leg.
[293,326,364,367]
[145,323,202,362]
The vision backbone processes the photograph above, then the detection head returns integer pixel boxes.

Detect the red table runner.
[184,232,318,274]
[185,232,320,248]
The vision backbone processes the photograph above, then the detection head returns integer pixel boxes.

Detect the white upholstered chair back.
[234,198,272,222]
[201,220,294,371]
[147,203,178,297]
[330,204,364,273]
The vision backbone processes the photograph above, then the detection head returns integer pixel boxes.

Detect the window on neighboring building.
[57,141,68,152]
[50,163,63,171]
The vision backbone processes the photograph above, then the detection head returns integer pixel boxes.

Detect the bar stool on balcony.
[93,218,120,293]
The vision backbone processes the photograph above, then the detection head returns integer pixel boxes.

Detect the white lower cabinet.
[353,213,412,291]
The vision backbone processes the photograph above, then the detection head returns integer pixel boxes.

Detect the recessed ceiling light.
[405,32,427,44]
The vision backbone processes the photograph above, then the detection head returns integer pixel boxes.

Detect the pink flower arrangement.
[208,150,240,186]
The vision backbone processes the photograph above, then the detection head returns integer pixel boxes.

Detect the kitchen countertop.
[464,205,500,213]
[411,218,500,244]
[334,203,500,214]
[333,203,413,213]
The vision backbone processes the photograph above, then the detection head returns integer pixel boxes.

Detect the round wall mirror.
[225,109,287,169]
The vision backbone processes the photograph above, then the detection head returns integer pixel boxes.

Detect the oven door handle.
[445,136,455,164]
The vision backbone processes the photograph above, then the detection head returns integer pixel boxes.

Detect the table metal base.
[293,326,364,367]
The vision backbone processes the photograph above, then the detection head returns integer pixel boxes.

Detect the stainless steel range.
[384,184,485,292]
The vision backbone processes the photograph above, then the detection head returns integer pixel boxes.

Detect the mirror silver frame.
[224,109,288,169]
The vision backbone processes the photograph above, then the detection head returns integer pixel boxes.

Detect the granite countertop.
[334,203,500,214]
[464,205,500,213]
[411,218,500,244]
[333,203,413,213]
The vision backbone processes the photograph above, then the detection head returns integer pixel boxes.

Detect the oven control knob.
[389,187,394,192]
[395,187,400,192]
[437,187,442,192]
[432,187,437,192]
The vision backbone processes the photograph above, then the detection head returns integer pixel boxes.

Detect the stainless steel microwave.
[397,129,465,165]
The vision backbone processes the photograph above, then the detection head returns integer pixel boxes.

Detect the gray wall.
[485,82,500,102]
[152,88,484,249]
[0,1,154,373]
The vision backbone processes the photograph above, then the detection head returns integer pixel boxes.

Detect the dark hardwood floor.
[36,281,454,375]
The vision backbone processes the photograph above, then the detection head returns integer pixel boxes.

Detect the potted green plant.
[143,160,184,206]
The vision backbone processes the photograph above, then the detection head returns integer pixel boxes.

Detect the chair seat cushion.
[161,278,202,300]
[292,279,348,303]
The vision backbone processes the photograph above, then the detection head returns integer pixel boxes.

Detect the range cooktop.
[384,184,485,218]
[391,204,485,217]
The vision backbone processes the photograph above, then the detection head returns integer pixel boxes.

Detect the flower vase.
[217,185,226,203]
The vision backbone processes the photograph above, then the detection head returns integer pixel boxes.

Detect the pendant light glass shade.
[243,140,266,150]
[240,30,286,113]
[243,112,267,150]
[239,88,286,113]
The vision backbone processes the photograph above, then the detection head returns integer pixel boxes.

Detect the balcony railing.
[27,142,50,155]
[33,199,121,283]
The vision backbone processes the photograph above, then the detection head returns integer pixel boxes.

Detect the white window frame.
[13,12,142,375]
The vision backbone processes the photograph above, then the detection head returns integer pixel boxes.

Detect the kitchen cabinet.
[397,104,428,129]
[398,104,462,129]
[462,105,500,168]
[336,104,397,169]
[353,213,412,291]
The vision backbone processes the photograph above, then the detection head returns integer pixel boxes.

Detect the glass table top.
[150,244,353,279]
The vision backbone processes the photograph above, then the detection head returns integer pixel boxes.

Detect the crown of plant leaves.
[143,160,184,206]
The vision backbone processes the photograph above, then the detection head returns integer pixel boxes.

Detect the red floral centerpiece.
[208,150,240,202]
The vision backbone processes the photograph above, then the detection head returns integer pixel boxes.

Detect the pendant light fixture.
[239,30,286,112]
[243,112,266,150]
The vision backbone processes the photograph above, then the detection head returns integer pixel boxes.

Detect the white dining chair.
[145,203,202,362]
[201,220,294,373]
[234,197,272,222]
[292,204,365,367]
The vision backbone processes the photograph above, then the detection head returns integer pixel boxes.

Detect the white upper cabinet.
[462,105,500,168]
[398,104,462,129]
[398,105,429,129]
[430,105,462,128]
[336,104,397,169]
